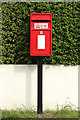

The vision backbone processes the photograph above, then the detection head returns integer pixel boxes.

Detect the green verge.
[2,2,80,65]
[2,109,78,118]
[2,102,79,118]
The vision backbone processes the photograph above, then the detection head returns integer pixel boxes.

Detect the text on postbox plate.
[34,23,48,29]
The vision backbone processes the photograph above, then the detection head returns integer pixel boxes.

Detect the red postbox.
[30,13,52,56]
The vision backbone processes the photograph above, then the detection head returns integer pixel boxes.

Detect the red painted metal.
[30,13,52,56]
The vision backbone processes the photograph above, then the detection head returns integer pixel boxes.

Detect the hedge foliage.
[2,2,80,65]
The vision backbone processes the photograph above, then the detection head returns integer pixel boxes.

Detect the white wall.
[0,65,78,111]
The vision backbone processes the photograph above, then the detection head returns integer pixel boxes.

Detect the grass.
[1,100,79,118]
[2,106,79,118]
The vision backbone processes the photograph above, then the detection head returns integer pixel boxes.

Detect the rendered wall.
[0,65,78,110]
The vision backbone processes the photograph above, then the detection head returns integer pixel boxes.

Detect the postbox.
[30,13,52,56]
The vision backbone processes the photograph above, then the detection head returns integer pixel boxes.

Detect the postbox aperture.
[30,13,52,56]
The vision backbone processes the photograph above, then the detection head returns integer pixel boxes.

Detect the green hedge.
[1,2,80,65]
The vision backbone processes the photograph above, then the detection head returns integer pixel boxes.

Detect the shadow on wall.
[13,65,36,110]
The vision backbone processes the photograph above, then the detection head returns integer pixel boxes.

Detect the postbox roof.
[30,13,52,20]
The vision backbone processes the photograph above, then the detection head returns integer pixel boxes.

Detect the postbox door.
[31,30,51,56]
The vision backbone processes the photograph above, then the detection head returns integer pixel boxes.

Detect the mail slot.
[30,13,52,56]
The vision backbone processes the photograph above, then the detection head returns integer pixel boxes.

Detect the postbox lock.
[40,31,43,34]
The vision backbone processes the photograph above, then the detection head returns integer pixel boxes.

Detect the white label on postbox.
[38,35,45,49]
[34,23,48,29]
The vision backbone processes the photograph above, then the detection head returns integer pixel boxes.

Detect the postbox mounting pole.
[37,56,43,114]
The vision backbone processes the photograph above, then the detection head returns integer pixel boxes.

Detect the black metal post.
[37,56,43,114]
